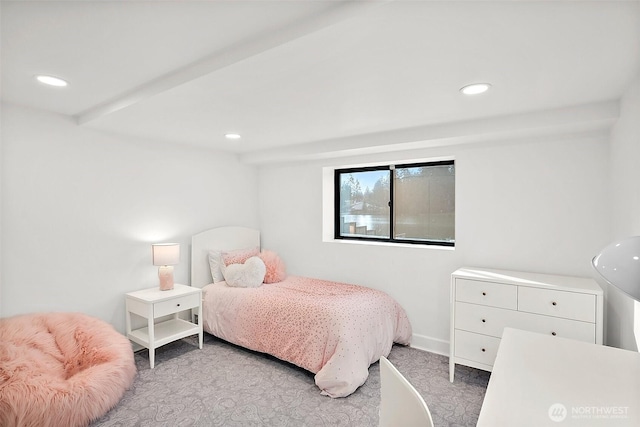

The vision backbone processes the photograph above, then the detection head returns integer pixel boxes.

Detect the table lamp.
[152,243,180,291]
[592,236,640,301]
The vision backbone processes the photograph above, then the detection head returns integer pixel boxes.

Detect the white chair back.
[379,356,434,427]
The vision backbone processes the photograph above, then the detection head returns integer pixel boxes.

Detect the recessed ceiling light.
[35,75,68,87]
[460,83,491,95]
[225,133,241,140]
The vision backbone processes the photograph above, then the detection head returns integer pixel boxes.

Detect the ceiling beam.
[75,1,390,125]
[239,100,620,164]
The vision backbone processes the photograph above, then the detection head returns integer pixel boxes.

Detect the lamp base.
[158,266,174,291]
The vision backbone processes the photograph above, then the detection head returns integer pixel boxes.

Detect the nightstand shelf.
[125,284,203,368]
[128,318,199,349]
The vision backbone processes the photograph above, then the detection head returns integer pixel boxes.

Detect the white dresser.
[449,267,603,382]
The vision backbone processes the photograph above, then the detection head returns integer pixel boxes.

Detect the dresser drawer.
[154,293,200,317]
[456,279,517,310]
[455,302,515,338]
[515,311,596,343]
[454,330,501,366]
[518,287,596,323]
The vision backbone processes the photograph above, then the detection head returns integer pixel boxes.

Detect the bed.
[191,226,412,398]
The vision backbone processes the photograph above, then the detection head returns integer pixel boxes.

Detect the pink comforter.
[201,275,412,397]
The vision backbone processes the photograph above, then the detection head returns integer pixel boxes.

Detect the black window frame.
[334,160,455,247]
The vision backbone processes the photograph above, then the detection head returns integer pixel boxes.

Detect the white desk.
[478,328,640,426]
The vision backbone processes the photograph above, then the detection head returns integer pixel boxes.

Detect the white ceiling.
[2,1,640,163]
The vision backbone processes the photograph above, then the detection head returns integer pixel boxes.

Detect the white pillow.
[208,250,225,283]
[224,256,266,288]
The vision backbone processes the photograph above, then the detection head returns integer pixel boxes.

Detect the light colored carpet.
[93,334,489,426]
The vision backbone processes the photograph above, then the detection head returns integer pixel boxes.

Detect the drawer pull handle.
[552,301,557,306]
[481,348,486,352]
[481,319,486,323]
[482,292,487,296]
[177,303,181,307]
[551,332,557,336]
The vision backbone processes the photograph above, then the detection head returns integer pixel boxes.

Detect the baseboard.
[410,333,450,357]
[129,330,448,357]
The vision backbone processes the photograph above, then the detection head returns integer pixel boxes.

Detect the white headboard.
[191,226,260,288]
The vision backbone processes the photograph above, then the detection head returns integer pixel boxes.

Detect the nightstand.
[125,284,203,368]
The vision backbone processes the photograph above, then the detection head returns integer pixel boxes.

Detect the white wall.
[0,102,3,318]
[606,74,640,351]
[258,135,610,354]
[0,104,259,333]
[611,75,640,242]
[0,6,3,317]
[1,94,630,354]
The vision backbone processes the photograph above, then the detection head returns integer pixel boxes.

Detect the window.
[334,160,455,246]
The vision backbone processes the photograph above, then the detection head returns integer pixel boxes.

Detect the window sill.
[323,237,455,251]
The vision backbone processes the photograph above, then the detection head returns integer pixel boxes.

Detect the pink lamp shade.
[152,243,180,291]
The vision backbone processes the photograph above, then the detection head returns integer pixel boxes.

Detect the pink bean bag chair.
[0,312,136,427]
